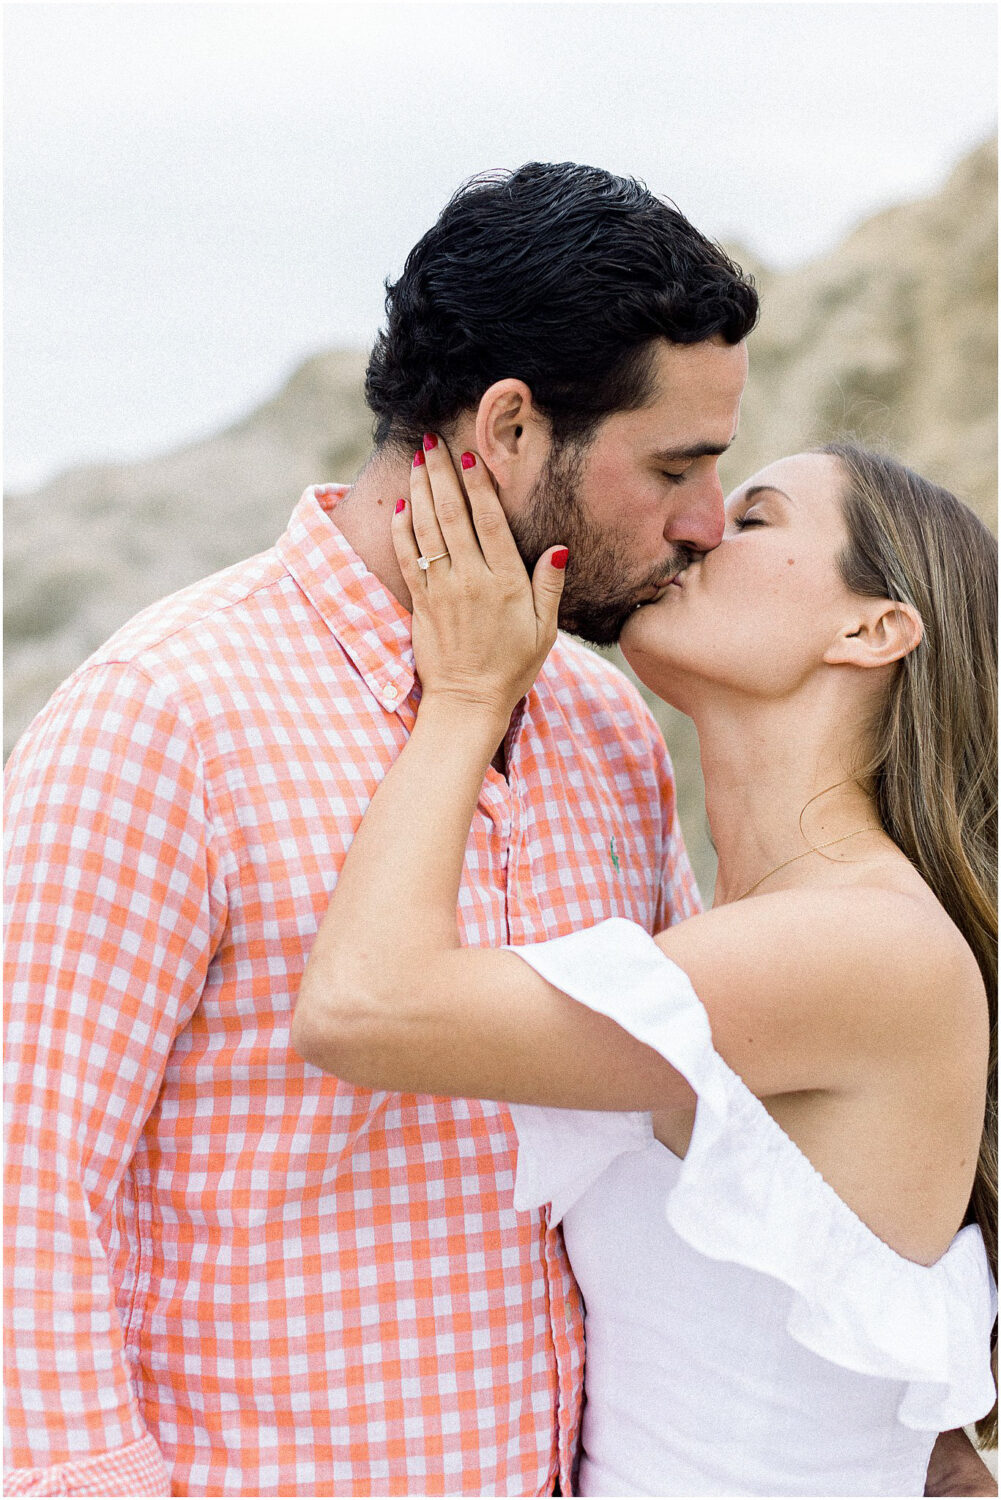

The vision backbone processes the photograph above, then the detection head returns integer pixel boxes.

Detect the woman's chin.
[619,619,690,711]
[620,597,675,662]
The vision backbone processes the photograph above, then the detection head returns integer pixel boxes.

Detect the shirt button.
[384,684,399,703]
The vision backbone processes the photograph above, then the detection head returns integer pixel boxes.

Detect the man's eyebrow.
[652,440,734,463]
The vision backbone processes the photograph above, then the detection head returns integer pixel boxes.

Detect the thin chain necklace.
[734,828,883,903]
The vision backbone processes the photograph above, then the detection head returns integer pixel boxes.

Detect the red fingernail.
[422,432,438,451]
[413,449,424,467]
[461,452,476,470]
[395,497,406,514]
[552,548,569,570]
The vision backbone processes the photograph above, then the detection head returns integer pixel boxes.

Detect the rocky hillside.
[6,138,996,898]
[718,136,998,512]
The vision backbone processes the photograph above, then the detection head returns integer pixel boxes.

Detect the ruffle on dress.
[506,918,997,1434]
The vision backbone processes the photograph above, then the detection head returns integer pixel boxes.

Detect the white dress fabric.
[505,919,997,1498]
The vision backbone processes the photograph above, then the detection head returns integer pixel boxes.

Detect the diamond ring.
[417,552,450,571]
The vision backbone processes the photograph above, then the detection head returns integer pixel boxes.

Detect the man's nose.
[666,471,726,554]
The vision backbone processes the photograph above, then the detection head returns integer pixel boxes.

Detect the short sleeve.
[509,1103,649,1227]
[505,917,702,1226]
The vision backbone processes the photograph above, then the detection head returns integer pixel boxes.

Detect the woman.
[292,439,997,1496]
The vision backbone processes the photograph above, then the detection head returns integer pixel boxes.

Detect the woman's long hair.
[824,442,997,1445]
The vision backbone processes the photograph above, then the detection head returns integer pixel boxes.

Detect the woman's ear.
[473,379,545,488]
[823,599,924,669]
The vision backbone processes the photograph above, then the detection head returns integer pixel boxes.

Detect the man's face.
[510,336,748,644]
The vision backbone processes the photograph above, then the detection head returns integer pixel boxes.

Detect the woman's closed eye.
[732,512,766,530]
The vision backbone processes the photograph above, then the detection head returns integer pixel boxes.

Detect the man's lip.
[636,574,683,606]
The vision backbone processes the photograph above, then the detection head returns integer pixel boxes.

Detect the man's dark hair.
[365,161,759,451]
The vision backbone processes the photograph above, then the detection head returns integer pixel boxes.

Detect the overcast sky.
[5,2,997,491]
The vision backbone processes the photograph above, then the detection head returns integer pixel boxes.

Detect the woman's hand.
[393,437,568,730]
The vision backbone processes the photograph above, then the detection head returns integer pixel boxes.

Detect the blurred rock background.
[5,137,997,900]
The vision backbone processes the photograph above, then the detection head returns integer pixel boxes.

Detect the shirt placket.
[492,701,543,946]
[476,767,514,937]
[502,708,585,1495]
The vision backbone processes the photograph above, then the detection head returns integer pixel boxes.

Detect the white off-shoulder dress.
[505,919,997,1498]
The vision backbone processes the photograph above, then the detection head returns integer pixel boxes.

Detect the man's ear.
[473,379,547,488]
[823,599,924,669]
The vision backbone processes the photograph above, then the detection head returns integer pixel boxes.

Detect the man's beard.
[508,439,691,646]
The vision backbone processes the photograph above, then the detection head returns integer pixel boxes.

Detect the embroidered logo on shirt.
[609,836,621,873]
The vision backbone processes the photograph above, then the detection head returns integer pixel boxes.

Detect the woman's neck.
[691,691,884,907]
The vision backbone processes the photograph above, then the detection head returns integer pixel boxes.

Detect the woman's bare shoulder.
[655,876,988,1072]
[847,872,988,1038]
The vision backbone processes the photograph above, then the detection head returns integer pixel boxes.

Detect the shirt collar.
[276,484,416,712]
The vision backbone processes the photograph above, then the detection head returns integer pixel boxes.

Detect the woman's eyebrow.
[740,484,795,506]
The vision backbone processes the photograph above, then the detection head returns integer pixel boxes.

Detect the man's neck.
[331,449,416,611]
[335,445,511,779]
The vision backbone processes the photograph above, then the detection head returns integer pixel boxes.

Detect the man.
[4,163,992,1497]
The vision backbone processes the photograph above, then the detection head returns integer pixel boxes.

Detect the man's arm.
[4,662,223,1495]
[925,1429,997,1497]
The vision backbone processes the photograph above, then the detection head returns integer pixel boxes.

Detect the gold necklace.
[734,828,883,903]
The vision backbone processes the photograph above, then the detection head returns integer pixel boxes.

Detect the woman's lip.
[635,576,683,607]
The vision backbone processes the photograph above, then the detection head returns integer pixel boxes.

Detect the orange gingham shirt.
[4,483,700,1498]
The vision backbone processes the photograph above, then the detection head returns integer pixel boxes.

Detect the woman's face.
[619,452,859,709]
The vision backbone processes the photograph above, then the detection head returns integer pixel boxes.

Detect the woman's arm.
[292,688,699,1108]
[292,443,974,1107]
[292,440,698,1109]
